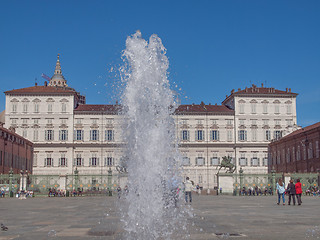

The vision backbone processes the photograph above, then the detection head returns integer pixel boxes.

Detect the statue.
[217,156,236,174]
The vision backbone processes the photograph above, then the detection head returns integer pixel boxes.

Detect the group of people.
[240,186,273,196]
[276,178,302,205]
[48,188,66,197]
[116,185,129,199]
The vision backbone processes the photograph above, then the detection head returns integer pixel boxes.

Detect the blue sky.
[0,0,319,127]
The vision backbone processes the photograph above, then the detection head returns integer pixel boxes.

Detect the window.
[11,119,17,125]
[33,129,39,141]
[263,157,268,166]
[239,119,245,125]
[33,119,39,124]
[61,103,66,113]
[59,153,67,166]
[274,104,280,114]
[308,143,313,159]
[274,131,282,140]
[263,103,268,114]
[12,103,17,113]
[23,103,28,113]
[33,153,38,167]
[251,153,259,166]
[47,119,53,124]
[239,103,244,114]
[75,130,83,141]
[48,103,53,112]
[22,129,27,138]
[90,154,99,166]
[238,130,247,141]
[92,119,98,124]
[197,120,203,125]
[251,119,257,125]
[227,130,233,142]
[251,103,256,114]
[196,157,205,166]
[45,130,54,141]
[251,129,257,142]
[239,153,247,166]
[292,147,296,162]
[90,130,99,141]
[45,154,53,167]
[265,130,271,141]
[196,130,204,141]
[105,130,114,141]
[275,119,281,126]
[286,104,292,114]
[105,157,113,166]
[22,118,28,124]
[297,145,301,161]
[211,130,219,141]
[211,153,219,165]
[316,141,319,158]
[59,130,68,141]
[34,103,39,113]
[211,119,217,125]
[286,119,293,127]
[263,119,269,126]
[182,157,190,166]
[75,154,83,166]
[61,119,67,124]
[181,130,189,141]
[286,148,291,163]
[226,119,233,125]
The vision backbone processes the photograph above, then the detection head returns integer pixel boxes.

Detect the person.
[276,178,286,205]
[184,177,193,203]
[295,179,302,205]
[117,186,122,199]
[286,179,296,205]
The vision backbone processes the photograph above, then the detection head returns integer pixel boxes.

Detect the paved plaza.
[0,195,320,240]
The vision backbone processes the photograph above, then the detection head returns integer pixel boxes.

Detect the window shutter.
[73,130,76,140]
[245,131,247,140]
[45,130,47,141]
[217,131,220,141]
[195,131,197,141]
[251,158,253,166]
[104,157,107,166]
[97,158,99,166]
[52,130,54,141]
[73,158,76,166]
[97,131,99,141]
[104,130,107,141]
[59,130,61,141]
[44,158,46,166]
[210,131,213,141]
[58,158,61,166]
[246,158,248,166]
[257,158,260,166]
[66,130,68,141]
[180,131,183,140]
[238,131,240,141]
[202,131,205,141]
[187,131,190,141]
[218,157,220,165]
[81,130,84,140]
[90,130,92,141]
[112,130,115,141]
[81,158,84,166]
[89,157,91,166]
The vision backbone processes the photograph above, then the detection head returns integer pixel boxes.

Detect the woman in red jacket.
[295,179,302,205]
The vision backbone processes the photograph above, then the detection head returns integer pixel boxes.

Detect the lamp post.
[9,168,13,197]
[107,167,112,196]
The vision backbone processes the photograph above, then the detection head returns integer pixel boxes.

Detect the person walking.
[287,179,296,205]
[276,178,286,205]
[184,177,193,203]
[295,179,302,205]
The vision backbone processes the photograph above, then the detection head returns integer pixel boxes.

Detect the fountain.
[119,31,189,239]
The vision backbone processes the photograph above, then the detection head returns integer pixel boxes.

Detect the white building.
[4,55,299,190]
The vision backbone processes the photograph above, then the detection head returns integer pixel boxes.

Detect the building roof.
[74,104,122,114]
[5,85,77,95]
[174,102,234,115]
[222,84,298,104]
[0,126,33,146]
[74,102,234,115]
[279,122,320,141]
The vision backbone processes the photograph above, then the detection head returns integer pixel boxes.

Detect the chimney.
[238,88,241,91]
[35,82,38,86]
[44,81,48,87]
[286,88,288,93]
[261,83,264,88]
[289,88,291,92]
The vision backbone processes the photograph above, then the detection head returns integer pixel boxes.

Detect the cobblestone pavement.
[0,195,319,240]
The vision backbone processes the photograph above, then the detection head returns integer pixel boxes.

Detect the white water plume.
[119,31,189,239]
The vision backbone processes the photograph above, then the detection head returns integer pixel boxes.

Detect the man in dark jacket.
[287,179,296,205]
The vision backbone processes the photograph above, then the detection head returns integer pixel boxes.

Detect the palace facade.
[3,55,299,190]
